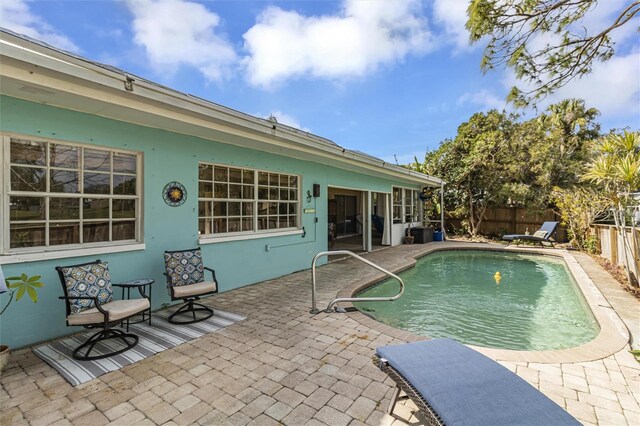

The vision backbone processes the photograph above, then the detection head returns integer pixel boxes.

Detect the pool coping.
[335,241,630,363]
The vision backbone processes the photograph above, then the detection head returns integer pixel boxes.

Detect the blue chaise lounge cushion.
[376,338,579,425]
[503,221,558,242]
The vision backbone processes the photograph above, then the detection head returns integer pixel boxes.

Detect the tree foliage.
[420,110,521,236]
[413,99,600,236]
[583,130,640,285]
[551,187,609,251]
[531,98,600,192]
[467,0,640,106]
[583,130,640,200]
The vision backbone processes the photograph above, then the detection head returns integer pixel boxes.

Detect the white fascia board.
[0,32,443,187]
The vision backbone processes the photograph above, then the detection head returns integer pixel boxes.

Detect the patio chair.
[56,260,150,361]
[372,214,384,236]
[163,248,218,324]
[374,339,580,425]
[502,221,559,247]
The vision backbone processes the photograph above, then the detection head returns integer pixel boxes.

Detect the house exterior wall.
[391,221,423,246]
[0,96,421,348]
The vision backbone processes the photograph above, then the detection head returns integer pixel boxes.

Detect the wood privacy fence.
[446,207,567,241]
[592,224,640,282]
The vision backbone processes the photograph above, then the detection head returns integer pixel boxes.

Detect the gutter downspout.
[440,182,445,239]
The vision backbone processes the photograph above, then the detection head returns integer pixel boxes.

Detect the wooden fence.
[446,207,567,241]
[592,224,640,281]
[444,208,639,282]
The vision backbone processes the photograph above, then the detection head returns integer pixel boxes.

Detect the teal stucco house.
[0,30,443,348]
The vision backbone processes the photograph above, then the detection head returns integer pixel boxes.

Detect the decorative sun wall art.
[163,181,187,207]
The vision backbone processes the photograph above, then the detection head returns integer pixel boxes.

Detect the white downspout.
[440,182,445,239]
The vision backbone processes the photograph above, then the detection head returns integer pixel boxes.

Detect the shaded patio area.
[1,242,639,425]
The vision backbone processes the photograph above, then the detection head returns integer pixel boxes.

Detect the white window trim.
[404,188,419,223]
[199,229,304,244]
[1,132,144,256]
[392,187,402,223]
[0,242,146,265]
[198,162,301,237]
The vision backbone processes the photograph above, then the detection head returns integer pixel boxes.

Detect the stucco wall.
[0,96,421,348]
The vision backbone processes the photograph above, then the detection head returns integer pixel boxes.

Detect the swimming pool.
[354,250,600,351]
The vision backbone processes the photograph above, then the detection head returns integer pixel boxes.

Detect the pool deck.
[1,241,639,425]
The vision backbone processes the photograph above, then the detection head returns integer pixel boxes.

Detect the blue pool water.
[354,250,599,350]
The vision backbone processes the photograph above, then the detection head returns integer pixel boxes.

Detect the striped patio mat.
[33,308,245,386]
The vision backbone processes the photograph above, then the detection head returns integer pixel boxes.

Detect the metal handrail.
[310,250,405,314]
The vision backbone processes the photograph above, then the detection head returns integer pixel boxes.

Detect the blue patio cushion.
[377,339,580,426]
[539,221,558,236]
[61,262,113,315]
[164,248,205,287]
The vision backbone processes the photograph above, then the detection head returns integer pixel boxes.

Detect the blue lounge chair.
[375,339,579,425]
[502,221,558,247]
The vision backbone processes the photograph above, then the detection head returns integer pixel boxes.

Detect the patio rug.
[33,308,245,386]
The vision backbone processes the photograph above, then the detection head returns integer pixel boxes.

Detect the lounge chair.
[374,339,579,425]
[502,221,558,247]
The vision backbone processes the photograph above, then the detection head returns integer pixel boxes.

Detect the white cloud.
[242,0,434,88]
[457,89,506,110]
[576,0,639,45]
[461,49,640,121]
[519,1,639,68]
[0,0,79,52]
[258,110,310,132]
[492,50,639,127]
[126,0,237,81]
[432,0,472,50]
[541,52,640,118]
[454,51,639,125]
[452,0,639,122]
[432,0,638,55]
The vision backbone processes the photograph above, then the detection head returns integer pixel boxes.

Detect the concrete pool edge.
[336,241,630,363]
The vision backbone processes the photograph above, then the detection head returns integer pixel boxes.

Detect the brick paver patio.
[1,242,639,425]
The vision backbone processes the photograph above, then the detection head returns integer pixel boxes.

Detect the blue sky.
[2,0,639,164]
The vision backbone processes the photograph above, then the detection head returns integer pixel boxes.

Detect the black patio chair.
[56,259,150,361]
[163,248,218,324]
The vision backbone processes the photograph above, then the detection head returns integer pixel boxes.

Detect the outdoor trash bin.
[433,230,443,241]
[410,227,433,244]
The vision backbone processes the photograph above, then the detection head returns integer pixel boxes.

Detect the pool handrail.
[310,250,405,314]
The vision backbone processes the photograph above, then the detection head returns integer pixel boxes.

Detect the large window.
[198,163,299,236]
[2,135,141,252]
[392,187,420,224]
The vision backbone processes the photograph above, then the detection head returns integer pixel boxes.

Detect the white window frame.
[392,186,421,224]
[392,187,402,223]
[198,162,301,242]
[0,133,144,259]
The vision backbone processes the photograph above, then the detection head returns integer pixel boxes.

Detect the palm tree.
[584,130,640,286]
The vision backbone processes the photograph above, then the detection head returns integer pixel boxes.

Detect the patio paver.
[1,242,639,425]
